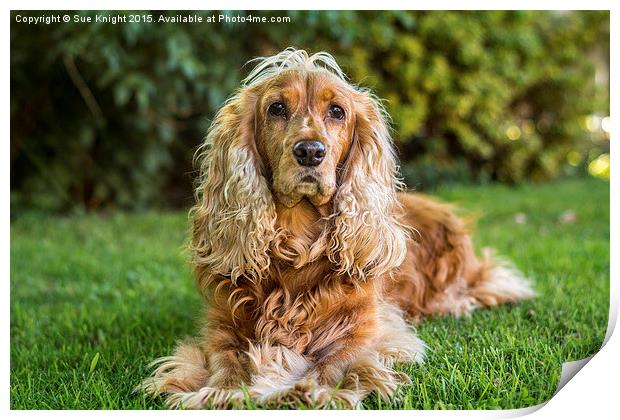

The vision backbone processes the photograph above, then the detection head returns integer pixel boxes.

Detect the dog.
[139,48,535,409]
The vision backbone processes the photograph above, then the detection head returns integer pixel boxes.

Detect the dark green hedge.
[10,11,609,211]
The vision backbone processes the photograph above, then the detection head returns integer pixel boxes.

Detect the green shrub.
[10,11,609,211]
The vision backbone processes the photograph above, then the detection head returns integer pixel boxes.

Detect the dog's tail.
[466,248,536,308]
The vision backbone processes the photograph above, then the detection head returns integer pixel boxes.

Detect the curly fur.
[139,48,535,409]
[190,91,276,289]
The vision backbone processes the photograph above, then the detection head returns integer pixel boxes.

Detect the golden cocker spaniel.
[140,48,535,409]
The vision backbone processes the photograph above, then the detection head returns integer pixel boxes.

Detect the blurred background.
[10,10,610,214]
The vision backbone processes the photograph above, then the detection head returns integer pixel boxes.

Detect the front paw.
[166,386,246,409]
[312,362,345,387]
[165,367,245,408]
[275,375,360,409]
[207,371,243,390]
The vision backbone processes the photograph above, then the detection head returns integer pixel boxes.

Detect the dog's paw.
[165,386,246,409]
[255,375,361,409]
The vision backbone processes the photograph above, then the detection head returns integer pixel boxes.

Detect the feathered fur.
[139,48,535,409]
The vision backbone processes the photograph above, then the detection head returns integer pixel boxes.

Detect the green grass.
[10,178,609,409]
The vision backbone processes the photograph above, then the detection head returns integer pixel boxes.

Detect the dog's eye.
[268,102,287,118]
[328,104,345,120]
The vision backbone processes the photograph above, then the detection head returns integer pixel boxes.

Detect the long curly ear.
[327,90,408,280]
[190,89,277,290]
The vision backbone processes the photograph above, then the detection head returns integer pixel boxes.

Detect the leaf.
[89,352,100,373]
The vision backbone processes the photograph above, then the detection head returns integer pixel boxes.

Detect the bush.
[10,11,609,211]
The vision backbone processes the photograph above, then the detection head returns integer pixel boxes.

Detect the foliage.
[10,178,609,408]
[10,11,609,211]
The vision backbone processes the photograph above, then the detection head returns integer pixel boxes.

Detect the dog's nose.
[292,140,326,167]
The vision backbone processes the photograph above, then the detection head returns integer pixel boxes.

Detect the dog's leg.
[339,302,425,405]
[374,301,426,367]
[271,303,425,409]
[420,248,535,318]
[149,332,252,409]
[140,299,253,409]
[171,310,255,409]
[138,335,249,409]
[465,248,536,308]
[255,300,425,409]
[138,339,209,400]
[393,193,535,319]
[204,332,251,389]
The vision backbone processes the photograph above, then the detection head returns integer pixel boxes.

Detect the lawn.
[10,177,610,410]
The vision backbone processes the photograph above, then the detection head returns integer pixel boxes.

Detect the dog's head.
[253,62,354,208]
[191,49,407,287]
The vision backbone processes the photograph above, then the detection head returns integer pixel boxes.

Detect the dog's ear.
[190,88,277,291]
[327,90,408,280]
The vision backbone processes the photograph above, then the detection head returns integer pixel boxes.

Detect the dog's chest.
[254,287,315,353]
[252,271,355,355]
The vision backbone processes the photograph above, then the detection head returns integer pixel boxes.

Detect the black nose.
[292,140,326,167]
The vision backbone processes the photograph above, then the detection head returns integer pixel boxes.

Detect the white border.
[3,2,616,419]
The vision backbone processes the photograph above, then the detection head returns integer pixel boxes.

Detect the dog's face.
[254,70,356,208]
[191,50,408,284]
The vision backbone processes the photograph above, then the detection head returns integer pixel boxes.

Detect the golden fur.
[139,48,535,409]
